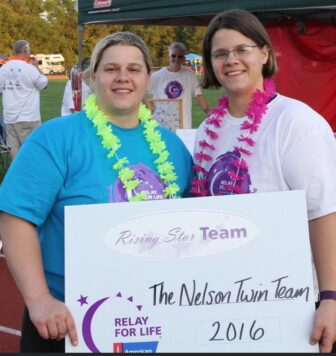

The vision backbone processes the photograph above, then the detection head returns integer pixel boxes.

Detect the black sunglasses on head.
[171,54,184,59]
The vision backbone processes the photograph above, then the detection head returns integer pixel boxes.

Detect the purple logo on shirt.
[112,163,165,202]
[164,80,183,99]
[206,149,251,195]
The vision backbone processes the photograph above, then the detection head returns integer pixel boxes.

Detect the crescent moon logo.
[79,292,158,352]
[82,297,110,353]
[164,80,183,99]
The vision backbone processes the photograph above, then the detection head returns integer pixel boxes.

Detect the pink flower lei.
[191,79,276,197]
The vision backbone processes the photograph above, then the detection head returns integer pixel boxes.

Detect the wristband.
[319,290,336,301]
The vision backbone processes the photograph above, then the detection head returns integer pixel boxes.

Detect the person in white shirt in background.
[61,59,92,116]
[192,9,336,352]
[0,40,48,159]
[144,42,210,130]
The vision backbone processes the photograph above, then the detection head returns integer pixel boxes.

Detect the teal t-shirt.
[0,111,193,300]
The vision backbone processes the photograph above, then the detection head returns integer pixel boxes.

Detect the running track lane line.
[0,252,21,337]
[0,325,21,336]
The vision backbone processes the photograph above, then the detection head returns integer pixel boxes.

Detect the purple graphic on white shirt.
[111,163,165,202]
[164,80,183,99]
[206,149,251,195]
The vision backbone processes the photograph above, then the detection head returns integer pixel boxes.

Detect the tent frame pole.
[78,24,84,70]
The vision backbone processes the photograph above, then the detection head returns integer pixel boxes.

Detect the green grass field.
[40,78,68,121]
[0,77,224,180]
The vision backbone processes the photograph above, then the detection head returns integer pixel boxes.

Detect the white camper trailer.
[35,53,66,75]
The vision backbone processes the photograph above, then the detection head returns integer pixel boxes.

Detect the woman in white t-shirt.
[192,9,336,353]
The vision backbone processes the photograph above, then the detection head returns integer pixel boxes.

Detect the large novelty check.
[65,190,318,352]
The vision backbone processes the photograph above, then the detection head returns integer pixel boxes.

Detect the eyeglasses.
[211,45,259,61]
[171,54,185,59]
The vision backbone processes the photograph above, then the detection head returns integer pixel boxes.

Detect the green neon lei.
[85,93,180,202]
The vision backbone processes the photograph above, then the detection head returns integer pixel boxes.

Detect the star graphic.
[77,294,88,306]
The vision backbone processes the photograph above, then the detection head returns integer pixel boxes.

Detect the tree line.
[0,0,206,71]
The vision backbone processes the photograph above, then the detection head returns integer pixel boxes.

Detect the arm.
[190,70,210,115]
[29,56,48,89]
[30,56,44,75]
[0,212,78,345]
[61,81,75,116]
[309,212,336,352]
[195,94,210,115]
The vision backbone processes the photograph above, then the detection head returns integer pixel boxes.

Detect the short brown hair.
[202,9,278,88]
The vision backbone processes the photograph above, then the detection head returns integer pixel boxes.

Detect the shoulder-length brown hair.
[201,9,278,89]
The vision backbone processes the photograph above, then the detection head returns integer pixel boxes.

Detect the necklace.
[191,79,276,197]
[85,94,180,202]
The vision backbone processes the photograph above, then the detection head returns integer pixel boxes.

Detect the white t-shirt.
[149,67,202,129]
[195,94,336,220]
[0,59,48,124]
[194,94,336,298]
[61,80,92,116]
